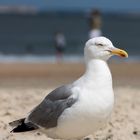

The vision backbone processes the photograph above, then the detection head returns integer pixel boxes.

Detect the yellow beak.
[110,48,128,58]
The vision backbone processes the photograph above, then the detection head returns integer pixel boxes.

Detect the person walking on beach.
[88,9,102,39]
[54,32,66,62]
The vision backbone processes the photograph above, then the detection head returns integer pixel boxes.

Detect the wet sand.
[0,62,140,140]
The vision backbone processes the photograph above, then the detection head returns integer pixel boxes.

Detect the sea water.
[0,12,139,62]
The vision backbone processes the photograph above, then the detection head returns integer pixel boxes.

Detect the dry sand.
[0,62,140,140]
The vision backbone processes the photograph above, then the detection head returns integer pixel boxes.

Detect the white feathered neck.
[75,59,112,90]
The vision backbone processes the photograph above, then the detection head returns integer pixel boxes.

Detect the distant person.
[88,9,102,39]
[54,32,66,62]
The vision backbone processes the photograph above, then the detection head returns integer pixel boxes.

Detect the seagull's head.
[84,36,128,61]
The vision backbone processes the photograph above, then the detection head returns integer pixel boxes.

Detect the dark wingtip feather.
[10,118,38,133]
[11,123,36,133]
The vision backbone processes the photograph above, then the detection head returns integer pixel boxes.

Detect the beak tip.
[122,52,128,58]
[121,53,128,58]
[111,48,128,58]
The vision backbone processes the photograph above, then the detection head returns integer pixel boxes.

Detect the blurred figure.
[88,9,102,39]
[54,32,66,62]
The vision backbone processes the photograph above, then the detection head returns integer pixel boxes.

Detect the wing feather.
[26,85,77,129]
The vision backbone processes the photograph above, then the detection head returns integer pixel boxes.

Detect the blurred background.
[0,0,139,61]
[0,1,140,140]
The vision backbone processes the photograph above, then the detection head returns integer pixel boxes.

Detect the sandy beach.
[0,62,140,140]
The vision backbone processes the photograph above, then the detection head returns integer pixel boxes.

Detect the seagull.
[9,37,128,139]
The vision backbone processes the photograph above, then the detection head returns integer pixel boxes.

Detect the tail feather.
[9,118,38,133]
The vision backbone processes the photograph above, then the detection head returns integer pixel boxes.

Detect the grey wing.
[27,85,77,129]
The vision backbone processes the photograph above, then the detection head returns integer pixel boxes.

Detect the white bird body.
[43,59,114,139]
[10,37,128,140]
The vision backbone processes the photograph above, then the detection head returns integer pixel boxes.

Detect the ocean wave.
[0,54,139,63]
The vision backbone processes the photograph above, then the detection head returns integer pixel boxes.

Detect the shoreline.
[0,61,139,76]
[0,62,139,88]
[0,54,139,63]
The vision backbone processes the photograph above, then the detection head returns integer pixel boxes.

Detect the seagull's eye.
[95,43,104,47]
